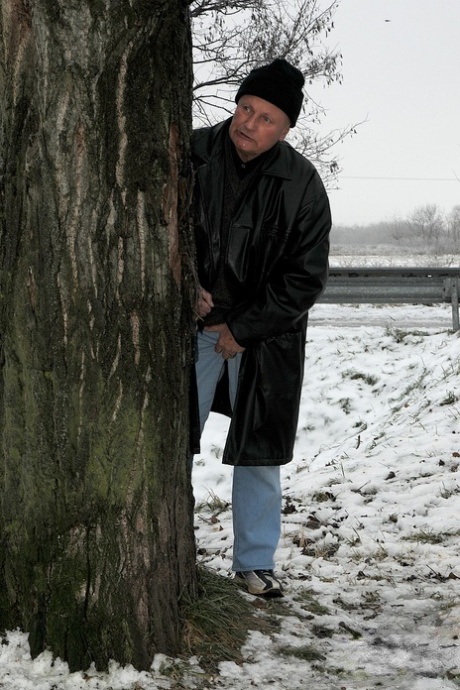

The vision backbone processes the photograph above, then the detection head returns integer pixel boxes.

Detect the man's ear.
[278,126,290,142]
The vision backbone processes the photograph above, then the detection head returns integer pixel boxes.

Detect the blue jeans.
[194,329,282,572]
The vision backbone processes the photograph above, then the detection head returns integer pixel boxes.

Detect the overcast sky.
[309,0,460,226]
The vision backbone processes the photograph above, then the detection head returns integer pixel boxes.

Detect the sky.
[309,0,460,226]
[1,295,459,688]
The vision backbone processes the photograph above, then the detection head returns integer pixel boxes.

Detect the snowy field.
[329,250,460,269]
[1,298,460,689]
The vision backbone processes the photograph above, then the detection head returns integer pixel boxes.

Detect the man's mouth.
[236,129,253,142]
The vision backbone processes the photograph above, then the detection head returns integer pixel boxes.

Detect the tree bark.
[0,0,196,671]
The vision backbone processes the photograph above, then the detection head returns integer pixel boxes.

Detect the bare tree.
[405,204,446,251]
[0,0,196,672]
[190,0,357,185]
[447,205,460,250]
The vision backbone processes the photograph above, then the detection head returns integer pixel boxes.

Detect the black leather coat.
[192,120,331,466]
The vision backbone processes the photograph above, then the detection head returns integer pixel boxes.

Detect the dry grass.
[180,566,284,675]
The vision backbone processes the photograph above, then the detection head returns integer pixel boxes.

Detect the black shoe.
[235,569,283,597]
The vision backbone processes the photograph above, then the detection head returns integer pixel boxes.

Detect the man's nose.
[244,113,257,130]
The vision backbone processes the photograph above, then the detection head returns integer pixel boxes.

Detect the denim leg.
[231,465,281,572]
[195,329,282,573]
[195,330,226,433]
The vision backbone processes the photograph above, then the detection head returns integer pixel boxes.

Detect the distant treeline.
[332,203,460,255]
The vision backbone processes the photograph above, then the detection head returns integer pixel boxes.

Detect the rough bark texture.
[0,0,196,671]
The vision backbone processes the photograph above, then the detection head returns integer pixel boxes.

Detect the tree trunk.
[0,0,196,671]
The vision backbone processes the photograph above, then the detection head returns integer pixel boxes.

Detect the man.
[191,58,331,597]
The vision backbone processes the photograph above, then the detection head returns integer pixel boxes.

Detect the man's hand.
[204,323,245,360]
[195,287,214,320]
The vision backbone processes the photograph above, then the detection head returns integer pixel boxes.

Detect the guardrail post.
[450,278,459,332]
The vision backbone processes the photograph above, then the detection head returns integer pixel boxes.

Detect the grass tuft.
[440,391,459,406]
[402,530,444,545]
[279,644,326,662]
[342,369,379,386]
[195,489,229,513]
[293,589,330,616]
[180,566,282,673]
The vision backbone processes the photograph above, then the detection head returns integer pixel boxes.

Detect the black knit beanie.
[234,58,305,127]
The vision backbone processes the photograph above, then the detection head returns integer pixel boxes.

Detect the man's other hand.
[204,323,245,359]
[195,287,214,320]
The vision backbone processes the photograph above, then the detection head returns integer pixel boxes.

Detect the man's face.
[229,95,291,162]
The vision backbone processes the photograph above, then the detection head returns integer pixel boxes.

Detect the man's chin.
[235,144,257,162]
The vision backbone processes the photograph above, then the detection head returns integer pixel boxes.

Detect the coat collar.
[192,118,294,181]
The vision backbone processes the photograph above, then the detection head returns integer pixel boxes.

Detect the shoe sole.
[235,576,284,598]
[248,587,284,598]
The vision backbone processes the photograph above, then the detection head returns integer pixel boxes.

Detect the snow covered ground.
[329,252,460,269]
[1,301,459,690]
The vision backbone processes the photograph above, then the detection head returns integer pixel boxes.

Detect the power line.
[341,175,459,182]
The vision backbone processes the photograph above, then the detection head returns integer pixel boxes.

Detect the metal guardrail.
[319,267,460,332]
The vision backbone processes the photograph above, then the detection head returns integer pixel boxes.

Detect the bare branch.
[190,0,354,183]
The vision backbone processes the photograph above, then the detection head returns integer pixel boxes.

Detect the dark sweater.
[203,132,269,326]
